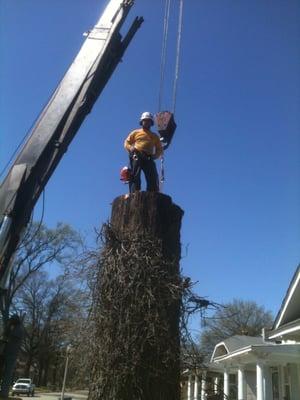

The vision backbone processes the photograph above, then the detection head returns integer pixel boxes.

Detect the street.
[13,391,88,400]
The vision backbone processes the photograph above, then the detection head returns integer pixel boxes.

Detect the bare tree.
[1,222,82,325]
[13,269,91,387]
[199,298,273,360]
[15,270,50,377]
[0,222,83,396]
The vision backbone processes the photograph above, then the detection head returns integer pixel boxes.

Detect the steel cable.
[158,0,171,111]
[172,0,184,114]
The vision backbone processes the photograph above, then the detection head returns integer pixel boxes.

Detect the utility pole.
[88,192,183,400]
[61,345,72,400]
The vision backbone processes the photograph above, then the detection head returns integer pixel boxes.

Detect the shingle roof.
[211,335,267,361]
[222,335,266,353]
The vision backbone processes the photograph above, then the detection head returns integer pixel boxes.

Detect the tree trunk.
[0,318,24,398]
[51,355,59,387]
[88,192,184,400]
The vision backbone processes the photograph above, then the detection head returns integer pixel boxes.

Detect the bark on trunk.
[88,192,183,400]
[0,318,24,398]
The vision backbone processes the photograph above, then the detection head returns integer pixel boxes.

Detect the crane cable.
[158,0,184,189]
[158,0,171,112]
[172,0,184,115]
[158,0,184,114]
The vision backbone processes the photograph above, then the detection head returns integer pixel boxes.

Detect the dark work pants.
[129,152,159,193]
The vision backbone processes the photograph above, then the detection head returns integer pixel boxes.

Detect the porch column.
[256,361,265,400]
[223,369,229,400]
[201,372,206,400]
[290,363,300,400]
[187,375,192,400]
[238,367,246,400]
[264,365,272,400]
[194,375,199,400]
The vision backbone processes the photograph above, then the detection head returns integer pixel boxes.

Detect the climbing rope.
[159,157,165,192]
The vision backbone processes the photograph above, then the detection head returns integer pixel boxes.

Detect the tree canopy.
[199,298,274,360]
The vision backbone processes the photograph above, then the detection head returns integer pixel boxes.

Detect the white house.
[182,266,300,400]
[210,265,300,400]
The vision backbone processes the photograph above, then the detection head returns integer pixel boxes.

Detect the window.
[271,367,279,400]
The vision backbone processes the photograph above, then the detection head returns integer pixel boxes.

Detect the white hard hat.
[140,111,154,125]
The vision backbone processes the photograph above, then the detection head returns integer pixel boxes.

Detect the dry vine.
[88,224,220,400]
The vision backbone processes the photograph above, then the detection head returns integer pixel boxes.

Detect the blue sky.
[1,0,299,332]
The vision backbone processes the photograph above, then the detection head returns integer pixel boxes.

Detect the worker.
[124,112,163,193]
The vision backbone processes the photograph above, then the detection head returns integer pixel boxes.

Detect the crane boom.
[0,0,143,287]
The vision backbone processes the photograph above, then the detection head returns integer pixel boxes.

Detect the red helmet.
[120,166,131,183]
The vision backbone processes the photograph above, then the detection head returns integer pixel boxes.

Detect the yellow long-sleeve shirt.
[124,128,163,159]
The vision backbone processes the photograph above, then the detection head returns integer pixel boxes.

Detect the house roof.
[211,335,266,361]
[211,342,300,367]
[269,317,300,341]
[210,334,300,368]
[268,265,300,339]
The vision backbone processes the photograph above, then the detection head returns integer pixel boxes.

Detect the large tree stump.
[88,192,184,400]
